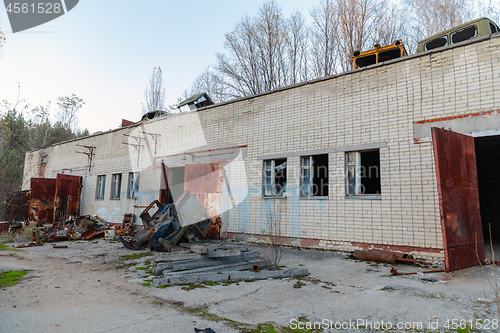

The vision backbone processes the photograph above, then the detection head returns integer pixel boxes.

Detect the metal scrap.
[119,190,212,252]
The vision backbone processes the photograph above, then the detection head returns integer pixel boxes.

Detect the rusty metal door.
[53,174,82,223]
[29,178,57,224]
[432,127,485,272]
[184,163,223,238]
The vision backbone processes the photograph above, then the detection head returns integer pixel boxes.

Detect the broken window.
[111,174,122,199]
[127,172,140,198]
[96,175,106,200]
[301,154,329,197]
[490,23,498,34]
[263,159,287,197]
[451,25,477,44]
[425,36,448,51]
[346,150,381,197]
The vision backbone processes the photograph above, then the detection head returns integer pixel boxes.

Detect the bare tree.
[189,66,227,103]
[404,0,474,44]
[335,0,386,71]
[55,94,84,137]
[0,22,5,59]
[142,66,166,114]
[286,11,311,84]
[310,0,339,77]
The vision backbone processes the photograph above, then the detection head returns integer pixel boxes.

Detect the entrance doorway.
[475,135,500,251]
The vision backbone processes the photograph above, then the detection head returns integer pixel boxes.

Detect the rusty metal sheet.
[53,174,82,223]
[5,190,30,221]
[432,127,485,272]
[183,164,223,238]
[30,178,56,224]
[184,164,223,193]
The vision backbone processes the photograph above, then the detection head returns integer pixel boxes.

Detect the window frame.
[110,173,122,200]
[300,155,329,198]
[127,172,140,198]
[345,150,381,200]
[96,175,106,200]
[262,159,287,198]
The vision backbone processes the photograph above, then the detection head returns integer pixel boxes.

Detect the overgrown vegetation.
[1,93,88,221]
[0,224,36,243]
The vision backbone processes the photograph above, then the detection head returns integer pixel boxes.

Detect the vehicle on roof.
[417,17,500,53]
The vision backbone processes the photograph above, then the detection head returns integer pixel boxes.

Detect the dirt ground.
[1,239,499,333]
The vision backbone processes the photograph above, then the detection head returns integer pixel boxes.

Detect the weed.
[121,253,153,260]
[0,244,22,251]
[293,280,306,288]
[0,270,28,288]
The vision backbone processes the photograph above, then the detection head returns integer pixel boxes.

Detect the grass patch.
[0,270,28,288]
[135,266,149,270]
[0,243,22,251]
[156,285,169,289]
[144,259,152,265]
[140,282,151,287]
[121,253,153,260]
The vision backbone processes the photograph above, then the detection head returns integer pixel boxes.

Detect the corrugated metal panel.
[29,178,56,224]
[432,127,485,272]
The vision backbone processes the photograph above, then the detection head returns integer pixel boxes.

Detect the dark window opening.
[490,23,497,34]
[378,49,401,63]
[360,151,381,195]
[346,150,381,196]
[425,36,448,50]
[451,25,477,44]
[355,54,376,68]
[301,154,329,197]
[475,135,500,244]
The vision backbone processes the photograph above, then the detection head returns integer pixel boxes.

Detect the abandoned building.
[22,31,500,272]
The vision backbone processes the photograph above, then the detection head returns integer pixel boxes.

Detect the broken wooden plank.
[153,268,309,286]
[207,249,242,258]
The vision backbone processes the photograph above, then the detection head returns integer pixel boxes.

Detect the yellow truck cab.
[417,17,500,53]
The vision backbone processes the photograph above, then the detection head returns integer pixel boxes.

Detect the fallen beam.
[207,249,242,258]
[153,268,309,286]
[162,260,266,277]
[172,252,260,272]
[190,244,222,254]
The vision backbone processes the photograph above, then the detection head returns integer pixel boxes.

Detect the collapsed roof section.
[177,92,214,112]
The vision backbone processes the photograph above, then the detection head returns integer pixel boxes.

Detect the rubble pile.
[119,191,213,252]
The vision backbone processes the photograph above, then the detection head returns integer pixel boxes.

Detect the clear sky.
[0,0,317,133]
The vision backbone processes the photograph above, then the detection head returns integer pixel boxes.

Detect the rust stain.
[29,178,56,224]
[53,174,82,224]
[415,110,499,125]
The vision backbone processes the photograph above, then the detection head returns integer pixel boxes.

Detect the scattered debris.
[119,191,212,253]
[353,249,431,266]
[416,271,438,282]
[52,245,67,249]
[390,267,445,276]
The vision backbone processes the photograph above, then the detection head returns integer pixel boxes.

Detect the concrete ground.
[0,239,499,332]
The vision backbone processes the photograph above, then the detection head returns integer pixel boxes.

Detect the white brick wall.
[23,35,500,259]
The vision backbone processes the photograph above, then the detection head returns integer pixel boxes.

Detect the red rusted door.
[30,178,57,224]
[53,174,82,223]
[432,127,485,272]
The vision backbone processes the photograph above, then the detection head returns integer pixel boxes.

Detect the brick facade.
[23,34,500,260]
